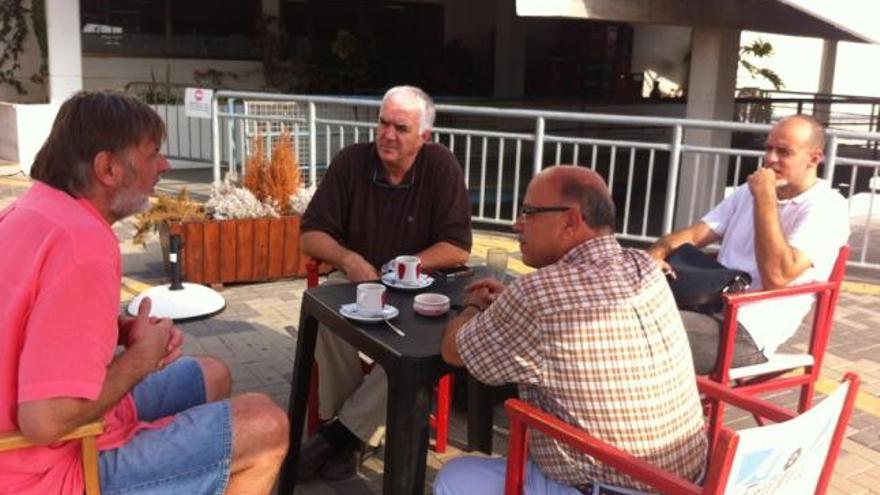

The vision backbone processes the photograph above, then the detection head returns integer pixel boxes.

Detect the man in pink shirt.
[0,91,289,495]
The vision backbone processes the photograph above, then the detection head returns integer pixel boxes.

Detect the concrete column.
[13,0,82,174]
[493,0,525,98]
[815,40,837,124]
[46,0,82,103]
[673,27,741,229]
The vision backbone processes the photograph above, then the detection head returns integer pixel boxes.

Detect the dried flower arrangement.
[134,129,315,244]
[289,184,317,216]
[244,130,301,215]
[206,173,279,219]
[132,188,205,246]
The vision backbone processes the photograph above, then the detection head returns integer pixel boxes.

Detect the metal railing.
[201,90,880,271]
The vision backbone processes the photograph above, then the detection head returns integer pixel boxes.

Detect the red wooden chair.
[706,245,849,440]
[304,259,455,453]
[503,373,859,495]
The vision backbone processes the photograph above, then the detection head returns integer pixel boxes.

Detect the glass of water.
[486,248,509,282]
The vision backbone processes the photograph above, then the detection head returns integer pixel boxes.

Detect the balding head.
[515,165,616,268]
[542,165,616,233]
[774,114,825,152]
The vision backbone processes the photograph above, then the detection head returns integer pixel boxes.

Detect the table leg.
[277,314,319,495]
[383,361,434,495]
[466,374,494,454]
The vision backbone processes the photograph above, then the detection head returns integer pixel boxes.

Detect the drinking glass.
[486,248,509,282]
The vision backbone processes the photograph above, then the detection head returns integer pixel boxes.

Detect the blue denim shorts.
[98,357,233,495]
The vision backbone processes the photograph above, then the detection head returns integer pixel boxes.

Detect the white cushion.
[728,353,815,381]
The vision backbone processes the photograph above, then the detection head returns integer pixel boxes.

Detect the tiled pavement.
[4,167,880,493]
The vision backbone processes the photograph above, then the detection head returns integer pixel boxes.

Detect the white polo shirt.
[702,179,849,355]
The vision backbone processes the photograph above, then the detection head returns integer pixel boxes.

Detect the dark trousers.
[681,310,768,376]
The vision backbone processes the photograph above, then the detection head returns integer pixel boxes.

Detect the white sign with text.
[184,87,213,119]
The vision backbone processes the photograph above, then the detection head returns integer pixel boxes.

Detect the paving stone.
[851,426,880,450]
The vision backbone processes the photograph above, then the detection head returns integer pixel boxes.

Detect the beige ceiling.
[516,0,880,43]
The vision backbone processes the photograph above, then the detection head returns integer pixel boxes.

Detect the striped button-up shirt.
[457,235,707,490]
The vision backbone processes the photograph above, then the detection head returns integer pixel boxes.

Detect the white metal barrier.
[202,91,880,271]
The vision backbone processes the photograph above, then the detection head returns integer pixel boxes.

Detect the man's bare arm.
[300,230,379,282]
[647,221,721,261]
[750,169,812,289]
[18,349,154,444]
[18,300,172,444]
[416,241,470,272]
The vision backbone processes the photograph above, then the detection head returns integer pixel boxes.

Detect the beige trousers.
[314,272,387,447]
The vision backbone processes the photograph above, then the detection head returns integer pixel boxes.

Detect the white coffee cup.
[394,255,422,286]
[356,283,386,316]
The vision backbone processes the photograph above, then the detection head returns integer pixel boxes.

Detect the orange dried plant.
[267,130,301,215]
[244,129,301,215]
[243,132,268,201]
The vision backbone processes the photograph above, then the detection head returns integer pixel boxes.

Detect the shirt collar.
[27,181,116,236]
[780,178,829,205]
[559,234,621,266]
[370,144,420,188]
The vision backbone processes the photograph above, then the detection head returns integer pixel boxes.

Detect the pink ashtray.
[413,293,450,317]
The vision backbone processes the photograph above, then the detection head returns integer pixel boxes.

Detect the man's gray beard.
[109,190,150,220]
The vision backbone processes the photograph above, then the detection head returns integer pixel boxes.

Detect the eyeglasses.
[372,166,414,190]
[518,205,572,218]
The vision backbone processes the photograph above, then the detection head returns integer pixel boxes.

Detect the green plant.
[254,13,308,93]
[329,30,376,93]
[0,0,30,94]
[193,68,239,87]
[739,39,784,90]
[137,67,181,105]
[0,0,46,94]
[28,0,45,86]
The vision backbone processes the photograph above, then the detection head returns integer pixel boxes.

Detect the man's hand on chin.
[748,168,783,200]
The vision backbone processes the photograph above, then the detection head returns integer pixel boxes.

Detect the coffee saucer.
[340,303,400,323]
[381,272,433,290]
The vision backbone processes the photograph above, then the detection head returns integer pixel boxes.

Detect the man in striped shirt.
[436,165,706,494]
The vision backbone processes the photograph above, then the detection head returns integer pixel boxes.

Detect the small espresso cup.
[394,255,422,286]
[356,283,386,316]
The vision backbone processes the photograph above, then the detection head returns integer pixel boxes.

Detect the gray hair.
[381,85,435,134]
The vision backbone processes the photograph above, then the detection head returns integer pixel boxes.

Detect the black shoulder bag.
[665,243,751,313]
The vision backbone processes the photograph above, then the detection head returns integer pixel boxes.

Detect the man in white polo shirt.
[648,115,850,375]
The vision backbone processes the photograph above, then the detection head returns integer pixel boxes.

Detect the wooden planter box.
[160,216,318,285]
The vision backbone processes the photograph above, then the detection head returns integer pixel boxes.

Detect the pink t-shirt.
[0,182,166,495]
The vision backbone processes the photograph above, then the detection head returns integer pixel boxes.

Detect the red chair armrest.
[713,279,839,384]
[721,280,837,307]
[504,399,702,495]
[697,377,795,423]
[306,257,321,288]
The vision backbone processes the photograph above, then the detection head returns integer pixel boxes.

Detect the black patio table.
[277,271,495,495]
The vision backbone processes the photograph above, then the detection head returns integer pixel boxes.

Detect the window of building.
[81,0,259,59]
[282,0,445,93]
